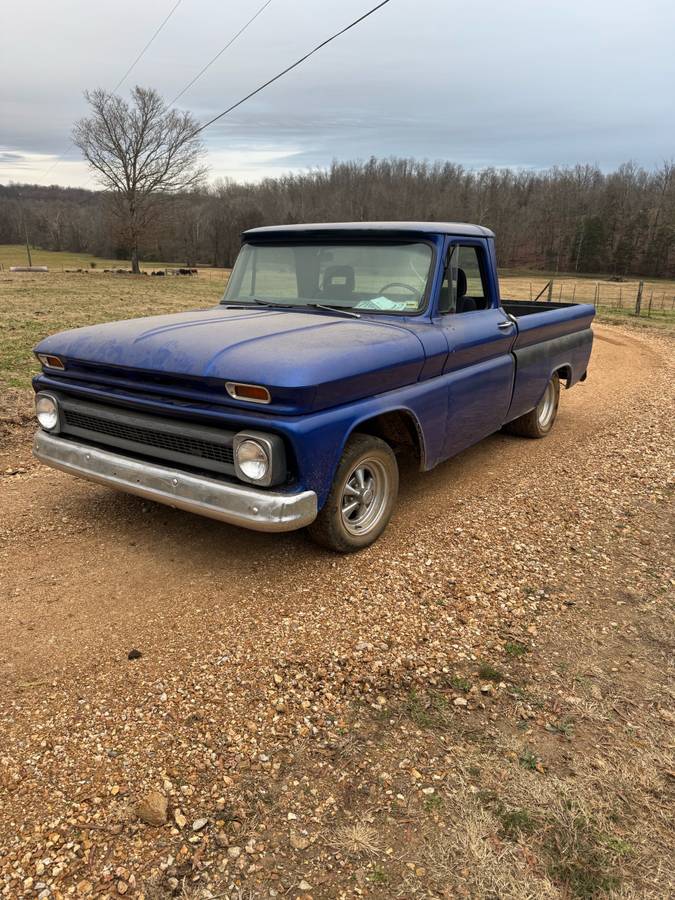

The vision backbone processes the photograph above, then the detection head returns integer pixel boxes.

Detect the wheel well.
[353,410,424,467]
[555,364,573,387]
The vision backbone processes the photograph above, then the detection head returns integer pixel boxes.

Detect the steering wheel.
[377,281,420,299]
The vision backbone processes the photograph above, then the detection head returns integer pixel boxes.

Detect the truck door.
[436,240,516,458]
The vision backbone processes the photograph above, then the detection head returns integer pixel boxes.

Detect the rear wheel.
[307,434,399,552]
[504,373,560,438]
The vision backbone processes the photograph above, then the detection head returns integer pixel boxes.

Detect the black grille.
[63,408,234,465]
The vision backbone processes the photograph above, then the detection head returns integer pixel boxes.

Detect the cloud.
[0,149,92,186]
[207,146,309,182]
[1,0,673,188]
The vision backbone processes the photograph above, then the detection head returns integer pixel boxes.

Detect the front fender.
[283,375,454,509]
[340,405,427,471]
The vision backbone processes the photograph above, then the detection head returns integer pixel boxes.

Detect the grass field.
[0,244,197,273]
[1,247,673,390]
[0,270,228,388]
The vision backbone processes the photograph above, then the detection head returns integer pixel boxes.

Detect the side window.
[440,244,488,314]
[457,246,486,305]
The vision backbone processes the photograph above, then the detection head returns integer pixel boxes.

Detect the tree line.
[1,158,673,276]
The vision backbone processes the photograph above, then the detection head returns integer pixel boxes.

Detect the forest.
[1,158,673,276]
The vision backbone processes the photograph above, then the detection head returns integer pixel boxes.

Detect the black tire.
[307,433,399,553]
[503,373,560,438]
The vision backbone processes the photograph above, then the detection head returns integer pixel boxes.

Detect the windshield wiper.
[305,303,360,319]
[220,298,296,309]
[222,298,360,318]
[251,298,293,308]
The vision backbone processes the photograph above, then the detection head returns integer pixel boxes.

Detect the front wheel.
[504,373,560,438]
[307,434,399,552]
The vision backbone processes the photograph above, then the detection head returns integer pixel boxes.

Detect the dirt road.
[1,324,673,899]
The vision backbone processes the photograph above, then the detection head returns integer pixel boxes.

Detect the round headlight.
[36,394,59,431]
[235,439,269,481]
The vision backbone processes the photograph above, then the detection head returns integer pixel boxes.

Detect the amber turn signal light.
[37,354,65,370]
[225,382,271,404]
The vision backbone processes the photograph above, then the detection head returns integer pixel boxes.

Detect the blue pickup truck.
[33,223,594,551]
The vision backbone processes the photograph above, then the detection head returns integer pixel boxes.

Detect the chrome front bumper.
[33,430,317,532]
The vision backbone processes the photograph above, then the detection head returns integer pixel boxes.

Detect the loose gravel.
[0,324,673,899]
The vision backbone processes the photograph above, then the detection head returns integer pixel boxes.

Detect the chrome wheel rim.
[340,457,389,536]
[537,380,556,428]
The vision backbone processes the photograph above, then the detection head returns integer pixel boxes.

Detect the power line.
[39,0,185,182]
[40,151,72,183]
[171,0,274,105]
[193,0,393,136]
[114,0,184,91]
[39,0,394,184]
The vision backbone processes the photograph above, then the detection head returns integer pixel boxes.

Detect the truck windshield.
[222,242,433,313]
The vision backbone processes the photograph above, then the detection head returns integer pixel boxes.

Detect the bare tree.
[73,86,206,273]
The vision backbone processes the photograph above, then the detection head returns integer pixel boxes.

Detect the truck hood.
[35,306,427,414]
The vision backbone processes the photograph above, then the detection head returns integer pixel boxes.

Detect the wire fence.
[499,276,675,318]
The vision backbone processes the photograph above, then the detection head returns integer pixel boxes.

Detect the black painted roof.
[243,221,495,239]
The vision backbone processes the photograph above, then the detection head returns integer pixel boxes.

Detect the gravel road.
[0,324,672,899]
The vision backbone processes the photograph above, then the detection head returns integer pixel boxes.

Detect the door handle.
[498,320,515,330]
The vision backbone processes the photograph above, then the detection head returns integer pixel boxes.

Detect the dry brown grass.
[373,705,674,899]
[0,270,226,388]
[414,805,560,900]
[332,822,383,857]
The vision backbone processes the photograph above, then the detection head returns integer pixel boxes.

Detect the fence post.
[547,281,553,303]
[647,288,654,317]
[619,286,623,308]
[571,283,576,301]
[635,281,644,316]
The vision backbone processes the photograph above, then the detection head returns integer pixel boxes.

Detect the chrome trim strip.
[33,430,317,533]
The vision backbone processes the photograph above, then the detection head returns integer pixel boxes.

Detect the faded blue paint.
[33,225,595,511]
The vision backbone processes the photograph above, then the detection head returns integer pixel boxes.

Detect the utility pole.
[17,193,33,267]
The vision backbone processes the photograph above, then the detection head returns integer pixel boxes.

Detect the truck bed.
[502,299,578,316]
[501,298,595,423]
[502,298,595,349]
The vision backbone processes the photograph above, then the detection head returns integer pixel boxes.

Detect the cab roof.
[243,221,495,239]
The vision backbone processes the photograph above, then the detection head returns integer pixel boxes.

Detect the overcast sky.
[1,0,674,188]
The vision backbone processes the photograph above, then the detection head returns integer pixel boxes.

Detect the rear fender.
[505,328,593,422]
